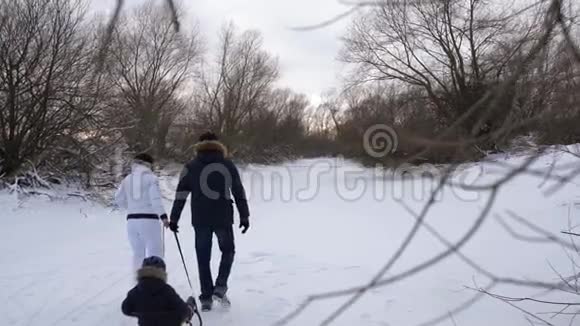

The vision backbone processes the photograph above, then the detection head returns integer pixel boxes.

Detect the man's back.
[170,138,249,227]
[168,132,250,310]
[185,142,234,203]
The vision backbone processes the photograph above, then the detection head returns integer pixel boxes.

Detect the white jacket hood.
[114,162,166,217]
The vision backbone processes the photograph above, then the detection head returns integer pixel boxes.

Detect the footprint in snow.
[343,265,362,270]
[249,252,273,258]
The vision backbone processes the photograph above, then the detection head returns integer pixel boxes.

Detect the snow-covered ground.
[1,149,580,326]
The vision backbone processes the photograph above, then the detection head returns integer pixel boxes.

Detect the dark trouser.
[194,225,235,301]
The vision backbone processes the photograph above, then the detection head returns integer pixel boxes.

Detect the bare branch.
[562,231,580,237]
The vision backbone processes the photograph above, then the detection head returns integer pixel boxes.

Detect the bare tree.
[341,0,535,144]
[236,88,310,162]
[267,88,310,124]
[306,100,339,137]
[0,0,96,178]
[106,0,201,156]
[197,23,279,143]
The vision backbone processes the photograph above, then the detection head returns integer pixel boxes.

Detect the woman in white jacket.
[115,153,169,271]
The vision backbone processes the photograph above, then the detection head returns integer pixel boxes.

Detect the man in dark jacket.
[122,256,194,326]
[169,132,250,311]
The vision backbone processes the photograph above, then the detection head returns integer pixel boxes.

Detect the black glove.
[185,296,196,319]
[169,220,179,233]
[160,214,168,221]
[186,296,196,308]
[239,217,249,234]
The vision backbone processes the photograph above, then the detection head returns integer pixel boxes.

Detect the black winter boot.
[213,286,231,308]
[200,297,213,312]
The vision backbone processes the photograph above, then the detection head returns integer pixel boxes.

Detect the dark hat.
[198,132,219,142]
[142,256,166,270]
[134,153,154,165]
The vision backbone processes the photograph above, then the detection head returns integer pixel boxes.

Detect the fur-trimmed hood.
[137,266,167,283]
[194,140,228,157]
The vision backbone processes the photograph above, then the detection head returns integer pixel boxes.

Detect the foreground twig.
[95,0,181,73]
[562,231,580,237]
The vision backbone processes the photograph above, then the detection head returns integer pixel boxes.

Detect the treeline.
[0,0,579,188]
[327,0,580,164]
[0,0,309,186]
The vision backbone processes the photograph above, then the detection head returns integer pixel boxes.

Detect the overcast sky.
[91,0,352,105]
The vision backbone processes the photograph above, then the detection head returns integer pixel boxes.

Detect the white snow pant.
[127,219,164,272]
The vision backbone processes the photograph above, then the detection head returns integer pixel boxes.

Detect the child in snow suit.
[122,256,195,326]
[115,153,169,271]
